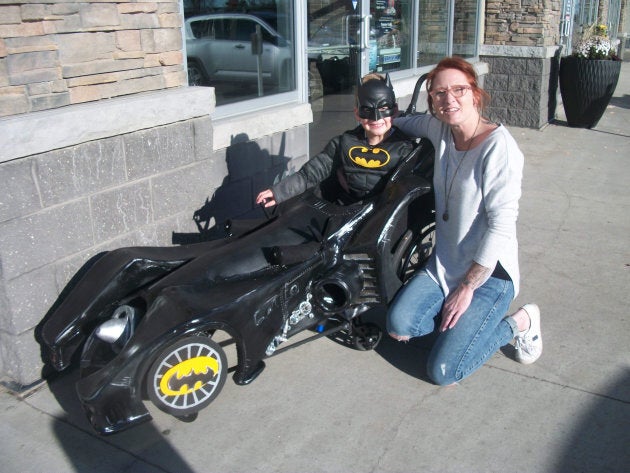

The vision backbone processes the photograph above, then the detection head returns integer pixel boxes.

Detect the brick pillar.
[482,0,563,128]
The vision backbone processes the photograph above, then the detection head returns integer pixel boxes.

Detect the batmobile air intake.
[312,262,363,313]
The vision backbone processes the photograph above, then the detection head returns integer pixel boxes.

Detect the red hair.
[426,56,490,116]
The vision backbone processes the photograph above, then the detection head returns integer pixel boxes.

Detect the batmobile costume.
[38,74,436,435]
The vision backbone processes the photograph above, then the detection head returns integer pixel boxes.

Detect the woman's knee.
[426,357,460,386]
[388,331,411,342]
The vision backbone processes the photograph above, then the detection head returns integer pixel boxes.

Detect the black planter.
[559,56,622,128]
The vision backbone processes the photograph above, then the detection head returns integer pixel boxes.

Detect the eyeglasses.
[429,85,472,101]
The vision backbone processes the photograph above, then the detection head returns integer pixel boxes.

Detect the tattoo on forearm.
[461,263,492,290]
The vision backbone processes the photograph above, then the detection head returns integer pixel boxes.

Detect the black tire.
[399,221,435,282]
[352,322,383,351]
[187,61,207,87]
[146,335,227,417]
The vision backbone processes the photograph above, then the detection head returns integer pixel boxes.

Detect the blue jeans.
[387,270,517,385]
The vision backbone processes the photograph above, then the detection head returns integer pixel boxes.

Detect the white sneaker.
[514,303,542,364]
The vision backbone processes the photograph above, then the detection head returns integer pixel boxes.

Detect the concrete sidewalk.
[2,63,629,473]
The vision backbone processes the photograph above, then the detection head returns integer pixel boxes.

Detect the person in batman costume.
[256,73,415,207]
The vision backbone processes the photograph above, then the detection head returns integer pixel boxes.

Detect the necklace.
[442,117,481,222]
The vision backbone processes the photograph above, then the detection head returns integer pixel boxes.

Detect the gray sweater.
[395,114,524,296]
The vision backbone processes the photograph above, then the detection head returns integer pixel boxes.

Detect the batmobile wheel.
[146,336,228,418]
[352,323,383,351]
[187,61,207,87]
[399,221,436,282]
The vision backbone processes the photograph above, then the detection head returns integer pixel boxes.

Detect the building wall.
[0,0,185,118]
[0,0,311,388]
[482,0,563,128]
[0,91,310,387]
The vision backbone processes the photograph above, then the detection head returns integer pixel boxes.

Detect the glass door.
[307,0,363,154]
[307,1,411,155]
[362,1,411,75]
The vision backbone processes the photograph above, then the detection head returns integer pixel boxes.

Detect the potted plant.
[559,24,622,128]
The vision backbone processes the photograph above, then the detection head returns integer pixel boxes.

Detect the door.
[307,0,410,155]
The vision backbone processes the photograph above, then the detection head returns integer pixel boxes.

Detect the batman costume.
[270,76,415,204]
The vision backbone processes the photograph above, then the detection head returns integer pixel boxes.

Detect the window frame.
[182,0,482,120]
[380,0,482,85]
[183,1,307,120]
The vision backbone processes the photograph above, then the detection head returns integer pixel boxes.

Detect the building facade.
[0,0,624,388]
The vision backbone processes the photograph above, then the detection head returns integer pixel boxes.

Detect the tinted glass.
[184,0,295,106]
[453,0,479,58]
[369,0,412,73]
[417,0,449,66]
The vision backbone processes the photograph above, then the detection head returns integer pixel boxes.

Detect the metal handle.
[362,14,372,49]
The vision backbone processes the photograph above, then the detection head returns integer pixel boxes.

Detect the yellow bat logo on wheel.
[348,146,391,168]
[159,356,219,396]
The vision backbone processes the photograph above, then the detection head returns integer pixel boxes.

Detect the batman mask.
[357,75,397,121]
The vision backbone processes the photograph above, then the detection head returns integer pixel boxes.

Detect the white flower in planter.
[573,24,621,60]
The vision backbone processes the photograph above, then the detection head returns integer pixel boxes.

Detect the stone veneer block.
[0,330,44,388]
[123,121,195,181]
[1,264,59,334]
[481,46,560,128]
[151,161,223,221]
[89,180,153,243]
[35,136,127,207]
[1,87,215,162]
[0,199,93,280]
[192,116,213,160]
[0,157,42,222]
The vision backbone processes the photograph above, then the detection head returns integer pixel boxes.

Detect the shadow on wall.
[173,132,291,244]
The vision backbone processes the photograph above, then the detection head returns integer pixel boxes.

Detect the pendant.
[442,212,449,221]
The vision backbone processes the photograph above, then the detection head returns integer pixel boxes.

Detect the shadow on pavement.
[608,93,630,109]
[46,367,196,473]
[362,309,435,383]
[555,368,630,472]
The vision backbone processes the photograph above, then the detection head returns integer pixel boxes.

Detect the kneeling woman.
[387,57,542,385]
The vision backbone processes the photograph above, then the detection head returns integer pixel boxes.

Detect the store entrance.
[307,1,361,154]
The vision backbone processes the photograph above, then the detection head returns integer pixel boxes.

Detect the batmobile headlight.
[95,305,137,348]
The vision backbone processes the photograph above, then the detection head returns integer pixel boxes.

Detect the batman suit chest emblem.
[348,146,391,168]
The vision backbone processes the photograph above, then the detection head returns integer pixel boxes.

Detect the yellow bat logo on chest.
[159,356,219,396]
[348,146,391,168]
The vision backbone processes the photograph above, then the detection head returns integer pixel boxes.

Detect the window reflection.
[184,0,295,106]
[307,2,359,95]
[453,0,478,57]
[417,0,449,66]
[370,0,411,73]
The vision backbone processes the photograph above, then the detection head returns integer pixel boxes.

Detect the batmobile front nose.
[41,328,84,372]
[76,360,151,434]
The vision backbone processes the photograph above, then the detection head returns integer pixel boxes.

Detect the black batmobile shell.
[38,133,435,435]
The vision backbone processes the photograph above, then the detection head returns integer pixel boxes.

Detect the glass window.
[184,0,296,107]
[417,0,449,66]
[453,0,479,58]
[416,0,479,66]
[369,0,413,73]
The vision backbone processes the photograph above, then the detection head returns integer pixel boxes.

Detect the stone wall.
[0,0,185,118]
[0,92,310,388]
[0,0,312,389]
[482,0,562,128]
[485,0,562,47]
[481,49,561,128]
